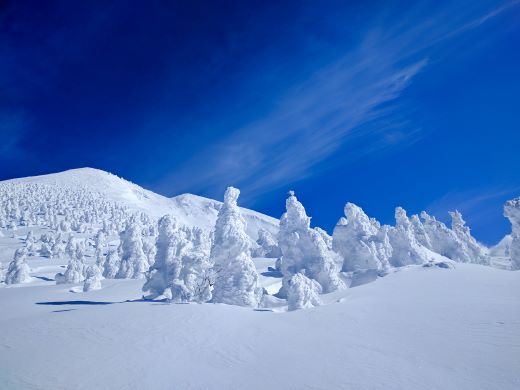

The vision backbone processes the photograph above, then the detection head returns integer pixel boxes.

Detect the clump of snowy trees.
[142,215,212,303]
[504,198,520,270]
[143,187,262,306]
[277,191,345,309]
[2,174,519,312]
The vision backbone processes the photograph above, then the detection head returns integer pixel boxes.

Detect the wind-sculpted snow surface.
[210,187,262,307]
[278,192,345,298]
[504,197,520,270]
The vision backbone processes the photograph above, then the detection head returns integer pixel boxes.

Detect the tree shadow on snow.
[36,298,165,307]
[34,276,55,282]
[261,268,282,278]
[37,300,116,306]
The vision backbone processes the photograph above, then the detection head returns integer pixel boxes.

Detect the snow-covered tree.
[387,207,428,267]
[278,191,345,298]
[286,272,322,311]
[332,203,390,272]
[94,230,106,252]
[102,248,121,279]
[251,228,281,258]
[40,243,53,258]
[449,210,489,265]
[504,198,520,270]
[56,247,86,284]
[5,248,31,284]
[116,222,148,279]
[142,237,157,268]
[211,187,262,307]
[83,265,103,292]
[142,215,177,298]
[420,211,473,263]
[410,214,432,249]
[143,215,212,302]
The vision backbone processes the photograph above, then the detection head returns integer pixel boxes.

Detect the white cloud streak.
[160,1,519,200]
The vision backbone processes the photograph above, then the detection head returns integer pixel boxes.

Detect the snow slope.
[1,168,278,238]
[0,262,518,390]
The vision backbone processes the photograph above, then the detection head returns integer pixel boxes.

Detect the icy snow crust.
[0,168,519,389]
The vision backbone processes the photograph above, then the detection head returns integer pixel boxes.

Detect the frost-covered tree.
[51,240,65,258]
[5,248,31,284]
[251,228,281,258]
[387,207,428,267]
[94,230,106,252]
[504,198,520,270]
[102,248,121,279]
[83,265,103,292]
[65,236,76,259]
[116,222,148,279]
[278,191,345,297]
[40,243,53,258]
[0,260,4,281]
[142,237,157,268]
[449,210,489,265]
[332,203,391,272]
[211,187,262,307]
[420,211,473,263]
[287,272,322,311]
[143,215,212,302]
[142,215,177,298]
[410,214,432,249]
[56,247,86,284]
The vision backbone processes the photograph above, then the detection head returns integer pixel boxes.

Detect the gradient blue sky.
[1,0,519,244]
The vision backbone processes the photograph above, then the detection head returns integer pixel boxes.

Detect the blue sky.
[0,0,519,244]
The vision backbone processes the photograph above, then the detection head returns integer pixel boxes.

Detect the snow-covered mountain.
[1,168,519,389]
[1,167,278,239]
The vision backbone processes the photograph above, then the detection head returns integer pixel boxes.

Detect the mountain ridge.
[0,167,278,239]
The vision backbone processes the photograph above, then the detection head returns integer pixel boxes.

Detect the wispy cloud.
[425,186,520,244]
[155,1,519,200]
[427,187,520,220]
